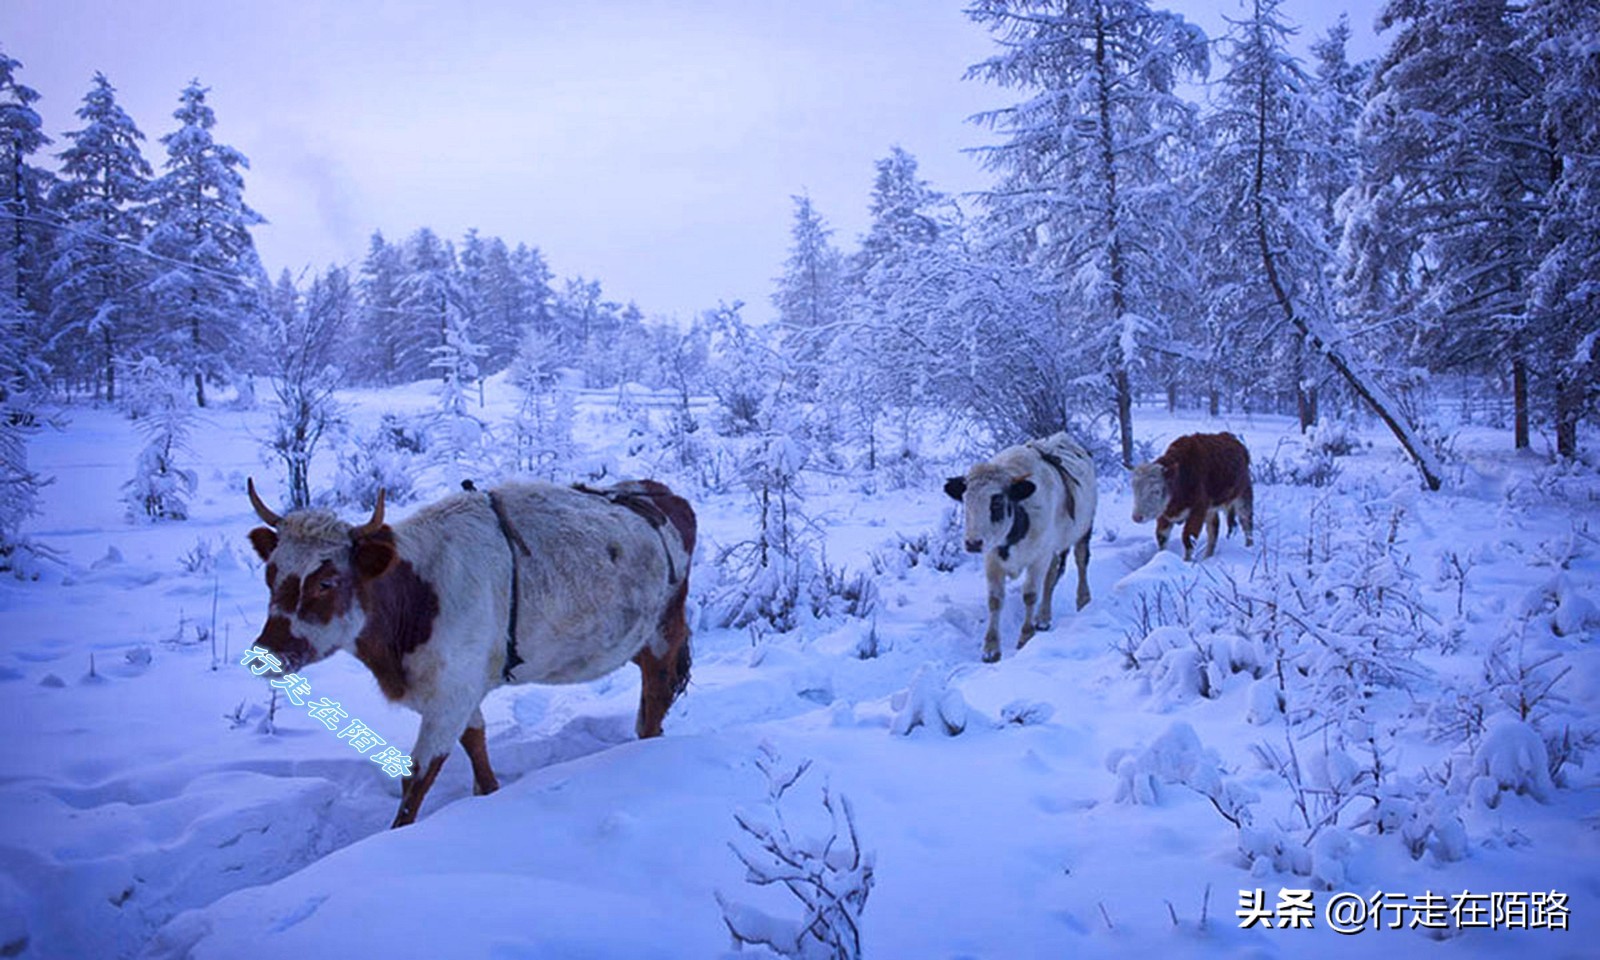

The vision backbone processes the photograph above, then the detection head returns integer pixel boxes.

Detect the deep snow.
[2,377,1597,959]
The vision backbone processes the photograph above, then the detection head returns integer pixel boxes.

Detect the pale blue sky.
[10,0,1385,324]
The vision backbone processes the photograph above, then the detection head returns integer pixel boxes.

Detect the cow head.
[944,466,1035,554]
[246,479,394,672]
[1129,462,1170,524]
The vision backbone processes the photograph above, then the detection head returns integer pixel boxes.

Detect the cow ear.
[943,476,968,501]
[351,537,398,581]
[1006,478,1036,501]
[248,527,278,561]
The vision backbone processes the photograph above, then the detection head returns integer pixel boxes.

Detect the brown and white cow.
[944,432,1098,663]
[245,477,695,828]
[1130,432,1254,561]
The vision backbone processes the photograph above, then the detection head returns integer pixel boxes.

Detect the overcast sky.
[11,0,1385,324]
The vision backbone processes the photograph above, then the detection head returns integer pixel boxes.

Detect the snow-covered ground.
[3,380,1597,959]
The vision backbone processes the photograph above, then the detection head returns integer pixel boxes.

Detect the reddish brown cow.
[1130,432,1254,561]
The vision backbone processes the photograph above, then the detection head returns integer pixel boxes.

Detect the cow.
[245,476,696,828]
[1129,432,1254,561]
[943,432,1098,663]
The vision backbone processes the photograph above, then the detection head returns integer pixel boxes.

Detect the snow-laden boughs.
[144,79,264,409]
[718,744,874,960]
[120,357,197,521]
[47,71,152,404]
[966,0,1208,465]
[263,268,348,509]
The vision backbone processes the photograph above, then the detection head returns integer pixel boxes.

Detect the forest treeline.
[1,0,1596,562]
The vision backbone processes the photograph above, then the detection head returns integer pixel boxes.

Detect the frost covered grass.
[0,378,1597,959]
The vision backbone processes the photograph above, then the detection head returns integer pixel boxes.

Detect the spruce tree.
[966,0,1208,465]
[49,72,153,402]
[145,80,265,408]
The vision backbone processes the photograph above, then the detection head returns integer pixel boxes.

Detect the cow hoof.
[1034,617,1053,632]
[981,646,1001,664]
[1076,594,1090,611]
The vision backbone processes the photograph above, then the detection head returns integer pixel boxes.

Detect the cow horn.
[351,488,387,538]
[247,477,282,527]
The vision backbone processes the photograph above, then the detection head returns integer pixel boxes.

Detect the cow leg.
[392,704,478,828]
[1035,550,1065,631]
[392,755,446,829]
[633,646,673,739]
[1239,488,1255,546]
[982,555,1005,663]
[634,580,692,739]
[459,711,499,797]
[1155,517,1173,552]
[1017,560,1048,650]
[1074,529,1092,610]
[1181,511,1207,562]
[1204,510,1221,558]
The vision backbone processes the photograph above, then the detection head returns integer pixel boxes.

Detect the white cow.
[944,433,1098,662]
[246,478,695,827]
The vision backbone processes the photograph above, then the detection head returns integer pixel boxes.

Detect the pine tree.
[0,282,49,574]
[48,72,153,402]
[1522,0,1600,457]
[1342,0,1548,449]
[145,80,265,408]
[476,235,525,373]
[772,193,844,394]
[0,50,55,400]
[967,0,1208,466]
[394,227,466,383]
[1216,0,1443,488]
[355,230,405,384]
[836,148,958,467]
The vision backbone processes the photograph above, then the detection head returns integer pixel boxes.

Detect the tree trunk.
[103,328,116,404]
[1249,71,1440,490]
[1166,380,1178,413]
[1114,369,1134,468]
[1295,331,1313,433]
[1513,356,1529,450]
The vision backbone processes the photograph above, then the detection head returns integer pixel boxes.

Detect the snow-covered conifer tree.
[772,193,844,397]
[966,0,1208,466]
[48,72,153,403]
[0,284,48,574]
[505,328,575,480]
[394,227,467,384]
[121,356,196,521]
[144,80,264,408]
[1213,0,1443,488]
[1522,0,1600,457]
[1341,0,1547,449]
[0,50,56,400]
[354,231,406,384]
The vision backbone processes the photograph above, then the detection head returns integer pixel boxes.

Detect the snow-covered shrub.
[177,536,240,575]
[121,358,197,522]
[711,431,816,633]
[0,402,49,578]
[875,507,966,577]
[1110,722,1256,828]
[331,420,418,510]
[889,664,969,737]
[1253,435,1340,487]
[1465,719,1555,807]
[717,744,874,960]
[1307,418,1361,457]
[809,558,879,621]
